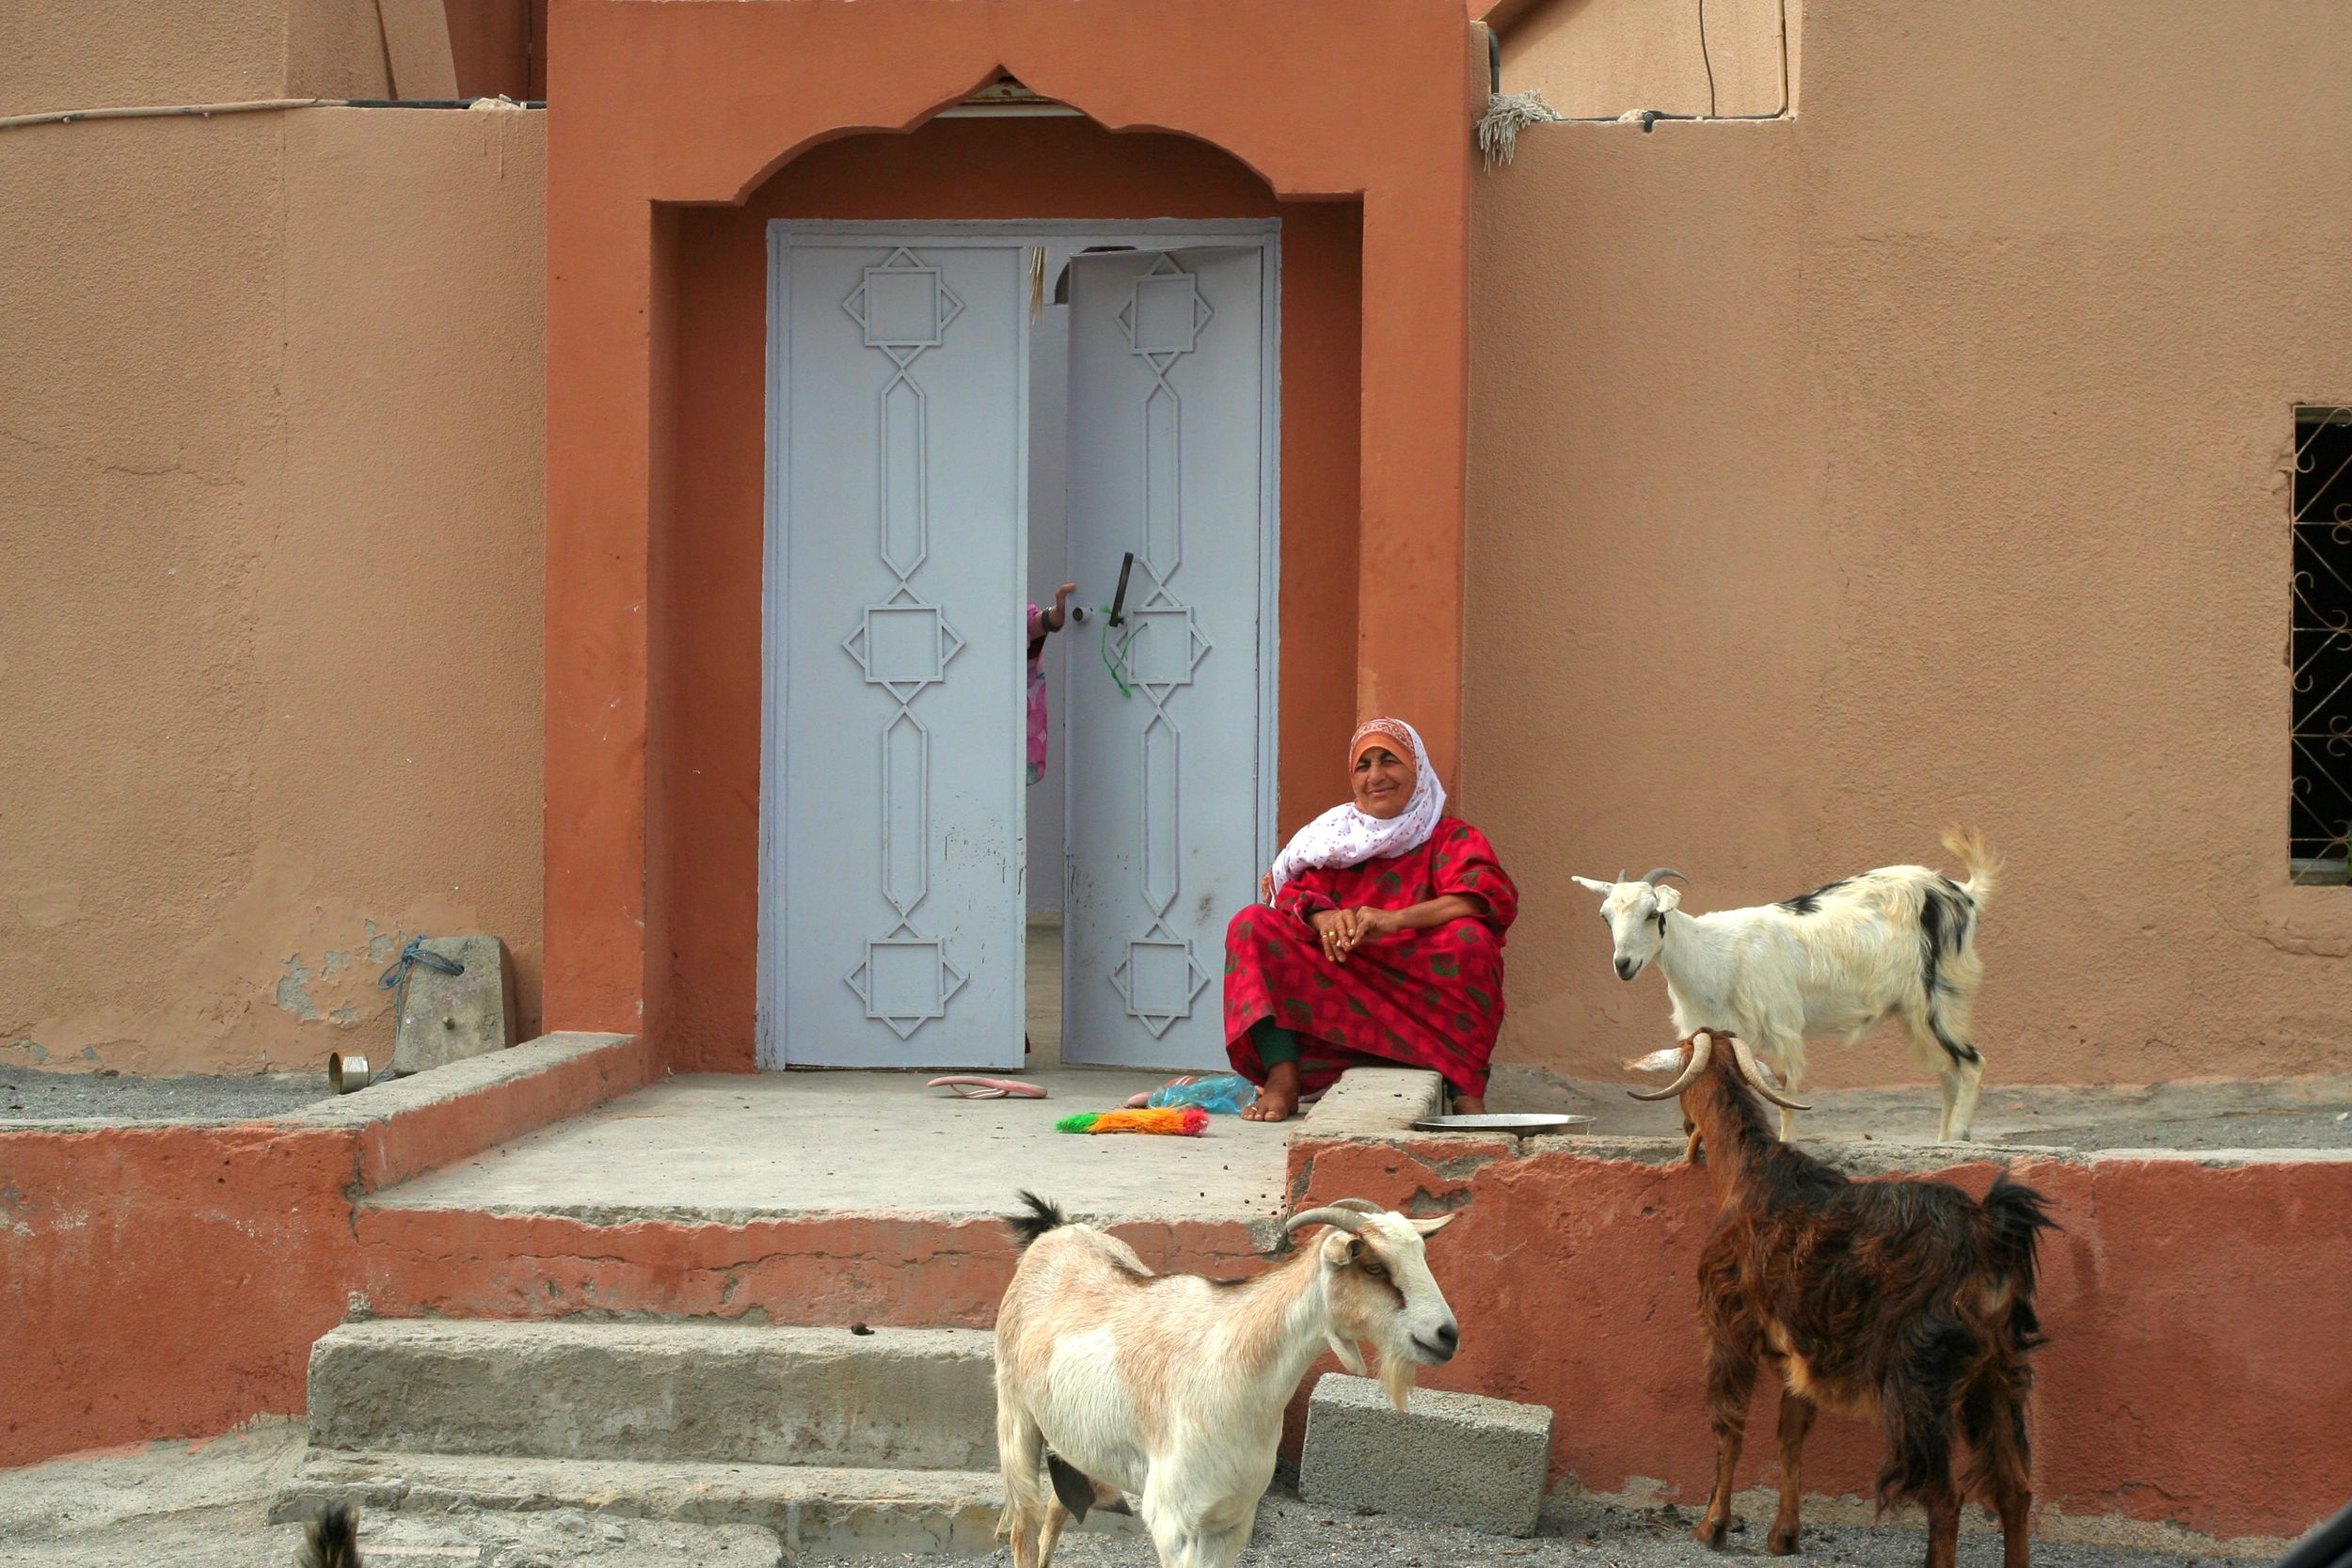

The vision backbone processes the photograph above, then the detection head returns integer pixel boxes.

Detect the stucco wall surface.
[1496,0,1797,119]
[0,1033,649,1468]
[1468,0,2352,1089]
[0,0,394,119]
[1292,1134,2352,1544]
[0,106,547,1079]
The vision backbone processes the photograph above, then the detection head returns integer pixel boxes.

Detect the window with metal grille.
[2293,408,2352,884]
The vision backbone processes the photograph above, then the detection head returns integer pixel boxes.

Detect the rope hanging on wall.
[1475,89,1565,169]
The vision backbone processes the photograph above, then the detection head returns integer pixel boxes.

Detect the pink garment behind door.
[1026,603,1050,785]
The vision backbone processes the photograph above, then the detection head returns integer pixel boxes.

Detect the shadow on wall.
[443,0,545,102]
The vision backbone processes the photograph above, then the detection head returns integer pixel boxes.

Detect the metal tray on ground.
[1410,1112,1595,1136]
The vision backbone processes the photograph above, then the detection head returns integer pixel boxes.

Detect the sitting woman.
[1223,718,1518,1122]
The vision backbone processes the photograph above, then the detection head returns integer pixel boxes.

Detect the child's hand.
[1051,582,1077,627]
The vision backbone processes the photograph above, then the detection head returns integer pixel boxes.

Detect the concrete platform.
[367,1068,1294,1227]
[1486,1064,2352,1153]
[343,1069,1434,1329]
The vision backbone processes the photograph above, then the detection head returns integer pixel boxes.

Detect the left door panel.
[767,238,1025,1068]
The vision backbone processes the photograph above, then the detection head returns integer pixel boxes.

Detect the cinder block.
[1299,1372,1553,1536]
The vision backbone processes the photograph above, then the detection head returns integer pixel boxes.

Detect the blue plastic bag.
[1145,1072,1257,1116]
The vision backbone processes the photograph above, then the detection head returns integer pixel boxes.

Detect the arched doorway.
[655,118,1362,1071]
[543,1,1477,1070]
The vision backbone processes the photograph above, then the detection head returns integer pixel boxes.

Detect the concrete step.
[272,1501,789,1568]
[268,1449,1020,1558]
[308,1320,997,1471]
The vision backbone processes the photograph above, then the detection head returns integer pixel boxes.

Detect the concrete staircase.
[269,1319,1106,1557]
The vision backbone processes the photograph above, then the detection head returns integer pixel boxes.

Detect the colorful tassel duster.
[1054,1106,1209,1136]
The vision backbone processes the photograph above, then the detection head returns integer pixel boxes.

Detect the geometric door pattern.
[766,229,1263,1071]
[771,231,1024,1069]
[1063,241,1272,1070]
[837,248,971,1038]
[1104,256,1218,1037]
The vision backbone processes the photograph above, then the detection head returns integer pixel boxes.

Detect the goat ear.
[1410,1212,1455,1238]
[1319,1231,1359,1268]
[1626,1045,1687,1074]
[1570,875,1613,895]
[1652,884,1683,913]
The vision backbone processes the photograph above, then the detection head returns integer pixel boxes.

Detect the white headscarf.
[1266,719,1449,895]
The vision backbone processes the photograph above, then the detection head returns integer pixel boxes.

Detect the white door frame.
[758,219,1280,1069]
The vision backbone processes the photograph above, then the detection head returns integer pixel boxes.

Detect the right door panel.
[1060,245,1274,1070]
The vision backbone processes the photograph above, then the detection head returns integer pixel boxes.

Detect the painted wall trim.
[544,0,1478,1038]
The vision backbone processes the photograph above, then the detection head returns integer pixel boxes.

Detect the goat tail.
[1961,1181,2054,1517]
[1981,1174,2058,1343]
[1941,825,1999,909]
[1008,1190,1070,1249]
[300,1502,361,1568]
[1874,1313,1977,1512]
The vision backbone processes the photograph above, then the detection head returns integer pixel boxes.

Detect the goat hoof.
[1768,1525,1801,1555]
[1694,1517,1731,1550]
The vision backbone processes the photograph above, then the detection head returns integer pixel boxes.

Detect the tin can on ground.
[327,1053,372,1094]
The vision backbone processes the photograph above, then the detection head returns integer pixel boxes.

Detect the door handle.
[1107,550,1136,627]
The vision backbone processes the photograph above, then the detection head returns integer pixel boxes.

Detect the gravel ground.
[807,1492,2253,1568]
[0,1424,785,1568]
[0,1427,2270,1568]
[0,1064,336,1121]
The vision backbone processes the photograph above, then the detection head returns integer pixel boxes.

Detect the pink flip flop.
[928,1076,1049,1101]
[1126,1075,1202,1109]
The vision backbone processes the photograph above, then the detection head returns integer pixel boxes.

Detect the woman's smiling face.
[1352,745,1415,820]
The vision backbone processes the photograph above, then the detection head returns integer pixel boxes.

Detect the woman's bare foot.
[1241,1062,1303,1122]
[1451,1094,1486,1116]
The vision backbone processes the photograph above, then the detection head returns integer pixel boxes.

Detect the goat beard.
[1377,1342,1420,1412]
[1329,1332,1421,1412]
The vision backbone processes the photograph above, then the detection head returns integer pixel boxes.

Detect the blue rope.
[378,935,465,991]
[377,936,466,1038]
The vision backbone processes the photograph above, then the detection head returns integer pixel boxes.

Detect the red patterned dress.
[1222,817,1518,1100]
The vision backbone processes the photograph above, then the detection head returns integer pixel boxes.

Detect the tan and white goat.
[993,1191,1459,1568]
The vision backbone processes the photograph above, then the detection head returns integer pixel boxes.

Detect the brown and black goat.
[1629,1029,2057,1568]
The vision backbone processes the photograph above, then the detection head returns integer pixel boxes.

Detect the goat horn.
[1323,1197,1386,1214]
[1285,1206,1369,1236]
[1628,1030,1714,1101]
[1638,867,1690,887]
[1728,1034,1811,1112]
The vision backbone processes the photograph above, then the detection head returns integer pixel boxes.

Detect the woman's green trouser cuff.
[1250,1019,1303,1066]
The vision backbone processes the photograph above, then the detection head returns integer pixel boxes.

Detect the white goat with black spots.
[992,1192,1459,1568]
[1573,827,1999,1142]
